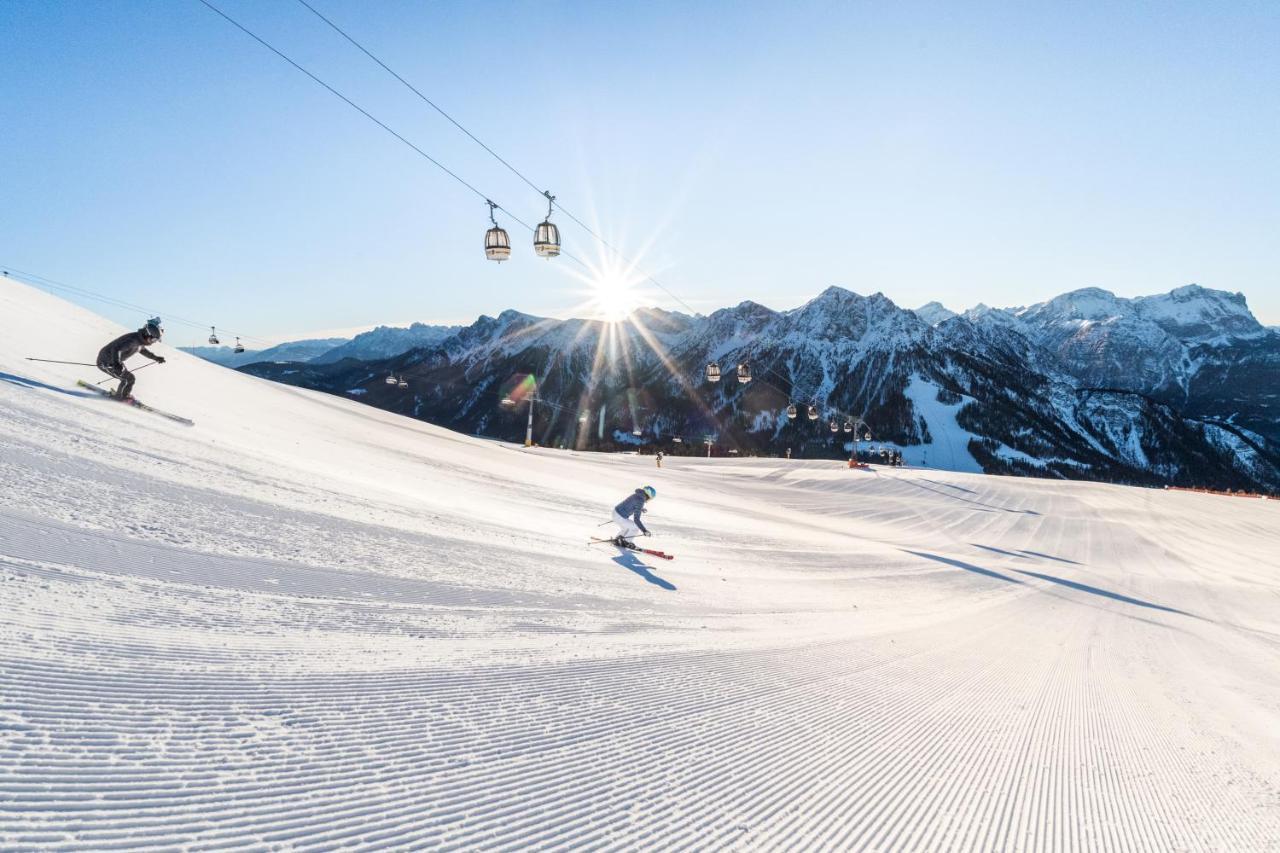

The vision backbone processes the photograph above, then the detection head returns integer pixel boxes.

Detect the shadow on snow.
[1009,569,1191,616]
[0,371,96,397]
[904,549,1192,617]
[612,550,677,591]
[971,543,1083,565]
[897,479,1040,516]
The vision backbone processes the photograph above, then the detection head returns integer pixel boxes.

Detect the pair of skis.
[76,380,195,426]
[589,536,674,561]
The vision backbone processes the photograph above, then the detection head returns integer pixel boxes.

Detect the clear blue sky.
[3,0,1277,345]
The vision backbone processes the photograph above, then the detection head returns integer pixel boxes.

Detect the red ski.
[589,536,674,560]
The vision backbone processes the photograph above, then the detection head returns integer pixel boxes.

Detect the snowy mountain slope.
[247,286,1279,493]
[181,337,349,368]
[1007,285,1276,417]
[2,277,1279,848]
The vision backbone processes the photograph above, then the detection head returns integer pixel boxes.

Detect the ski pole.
[95,360,159,386]
[25,357,97,367]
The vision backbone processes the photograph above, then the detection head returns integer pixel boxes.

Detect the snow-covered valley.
[2,278,1279,850]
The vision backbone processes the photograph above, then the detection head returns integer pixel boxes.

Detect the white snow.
[901,375,983,472]
[2,277,1279,848]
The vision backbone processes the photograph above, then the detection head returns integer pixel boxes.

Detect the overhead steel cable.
[290,0,701,316]
[194,0,530,231]
[193,0,610,278]
[293,0,546,201]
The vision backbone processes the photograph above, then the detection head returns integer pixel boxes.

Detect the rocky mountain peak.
[1133,285,1262,340]
[913,301,957,326]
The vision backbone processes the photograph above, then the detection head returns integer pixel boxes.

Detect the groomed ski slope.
[2,278,1279,851]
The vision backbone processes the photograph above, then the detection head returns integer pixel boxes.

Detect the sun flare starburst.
[589,271,642,322]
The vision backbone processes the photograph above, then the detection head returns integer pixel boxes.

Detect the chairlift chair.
[737,362,752,384]
[786,404,798,420]
[533,191,560,258]
[208,327,220,346]
[807,405,819,420]
[829,420,839,433]
[632,428,643,437]
[398,378,408,389]
[385,375,398,385]
[233,337,245,355]
[705,362,721,383]
[484,201,511,262]
[843,421,853,433]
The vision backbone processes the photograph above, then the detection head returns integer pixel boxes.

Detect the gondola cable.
[195,0,607,274]
[289,0,699,314]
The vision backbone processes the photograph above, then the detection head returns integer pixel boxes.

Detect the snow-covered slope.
[3,277,1280,848]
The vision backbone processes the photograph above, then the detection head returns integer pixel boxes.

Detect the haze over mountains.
[212,283,1276,494]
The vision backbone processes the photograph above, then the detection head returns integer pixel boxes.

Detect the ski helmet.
[643,485,656,500]
[141,318,163,342]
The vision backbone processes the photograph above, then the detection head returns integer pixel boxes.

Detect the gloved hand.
[642,530,652,537]
[154,356,166,364]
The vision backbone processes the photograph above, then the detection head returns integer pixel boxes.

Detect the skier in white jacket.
[611,486,656,545]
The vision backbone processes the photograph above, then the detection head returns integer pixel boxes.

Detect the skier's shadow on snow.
[0,372,95,397]
[612,551,677,591]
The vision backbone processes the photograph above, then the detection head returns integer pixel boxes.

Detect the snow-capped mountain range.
[181,337,348,368]
[309,322,464,364]
[242,284,1279,493]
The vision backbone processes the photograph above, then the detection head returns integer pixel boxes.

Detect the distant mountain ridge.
[181,338,349,368]
[310,323,463,364]
[241,283,1279,494]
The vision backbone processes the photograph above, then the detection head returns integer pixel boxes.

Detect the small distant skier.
[97,318,165,400]
[611,485,656,546]
[655,450,664,468]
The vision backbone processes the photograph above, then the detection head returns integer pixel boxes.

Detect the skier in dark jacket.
[97,318,165,400]
[611,486,656,544]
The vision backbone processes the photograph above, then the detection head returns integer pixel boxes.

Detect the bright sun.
[590,272,640,322]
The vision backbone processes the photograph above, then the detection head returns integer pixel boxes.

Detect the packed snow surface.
[2,279,1279,850]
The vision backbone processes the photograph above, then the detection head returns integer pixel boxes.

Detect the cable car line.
[194,0,525,229]
[288,0,699,314]
[194,0,610,275]
[292,0,546,201]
